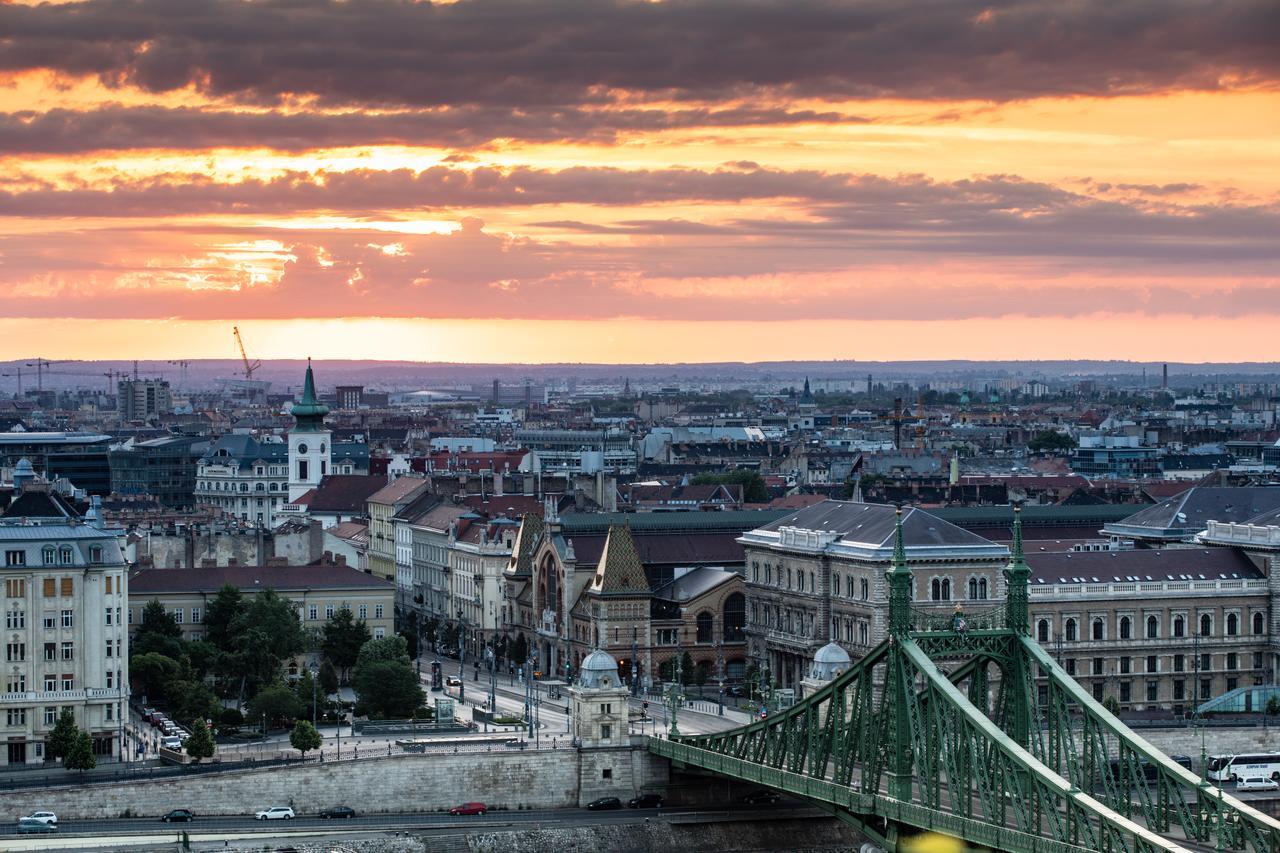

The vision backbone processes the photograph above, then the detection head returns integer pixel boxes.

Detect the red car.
[449,802,487,816]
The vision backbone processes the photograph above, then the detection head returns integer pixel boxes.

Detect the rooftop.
[129,564,393,595]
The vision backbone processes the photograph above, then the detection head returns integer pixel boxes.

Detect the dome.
[809,642,851,682]
[577,649,620,689]
[14,458,34,475]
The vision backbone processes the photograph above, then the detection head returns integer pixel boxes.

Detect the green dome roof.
[291,360,330,426]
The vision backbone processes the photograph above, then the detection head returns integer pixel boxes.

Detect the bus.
[1207,753,1280,784]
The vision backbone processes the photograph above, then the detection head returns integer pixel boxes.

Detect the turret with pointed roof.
[291,358,330,432]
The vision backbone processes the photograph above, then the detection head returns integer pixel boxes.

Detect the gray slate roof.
[1103,487,1280,541]
[1026,547,1262,584]
[755,500,999,550]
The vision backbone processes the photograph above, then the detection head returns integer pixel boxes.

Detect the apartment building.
[0,523,129,765]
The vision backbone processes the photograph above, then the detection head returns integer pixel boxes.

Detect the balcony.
[765,629,819,652]
[1030,578,1268,600]
[0,687,126,706]
[1203,521,1280,549]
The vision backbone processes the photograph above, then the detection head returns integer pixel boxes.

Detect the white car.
[255,806,294,820]
[21,811,57,825]
[1236,776,1280,792]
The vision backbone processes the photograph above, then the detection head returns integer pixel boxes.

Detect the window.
[1226,613,1239,637]
[308,605,318,621]
[968,577,988,600]
[695,611,713,643]
[325,604,335,619]
[5,549,26,567]
[6,674,25,693]
[105,608,112,626]
[89,546,103,564]
[930,577,951,601]
[1200,679,1212,700]
[61,675,73,691]
[43,642,55,661]
[61,610,73,628]
[1119,682,1131,703]
[860,578,869,600]
[358,604,367,620]
[43,707,56,726]
[1174,614,1186,637]
[1119,616,1131,640]
[1254,612,1266,635]
[1065,619,1077,642]
[1145,655,1157,673]
[1173,680,1185,701]
[5,642,25,662]
[1200,613,1212,637]
[1092,657,1103,676]
[1093,683,1104,701]
[1146,681,1158,703]
[191,608,201,624]
[106,671,114,689]
[58,546,73,565]
[106,639,113,659]
[60,577,72,596]
[1120,657,1131,675]
[1174,654,1184,672]
[1092,618,1104,641]
[373,627,385,639]
[375,605,384,619]
[60,642,73,661]
[1065,659,1076,676]
[1146,615,1158,639]
[43,676,56,691]
[601,727,612,743]
[1200,653,1211,672]
[1227,653,1238,671]
[1254,652,1264,669]
[1037,619,1050,643]
[41,546,55,565]
[297,460,309,482]
[5,609,24,629]
[7,709,26,726]
[4,578,24,597]
[42,578,55,598]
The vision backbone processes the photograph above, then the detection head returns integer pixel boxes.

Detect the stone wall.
[0,746,665,820]
[1138,726,1280,762]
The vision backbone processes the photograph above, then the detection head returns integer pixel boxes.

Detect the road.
[0,802,822,848]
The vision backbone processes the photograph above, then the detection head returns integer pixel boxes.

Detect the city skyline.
[1,0,1276,362]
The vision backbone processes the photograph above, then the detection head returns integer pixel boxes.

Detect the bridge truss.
[650,508,1280,853]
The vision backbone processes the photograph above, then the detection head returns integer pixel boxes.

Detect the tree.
[511,632,528,666]
[694,661,710,687]
[130,652,181,700]
[691,470,768,503]
[289,720,322,758]
[202,583,248,652]
[247,682,303,728]
[321,607,371,683]
[679,652,696,686]
[1101,695,1122,716]
[399,629,419,660]
[293,668,318,720]
[165,679,220,729]
[353,659,424,718]
[319,660,339,695]
[231,589,305,692]
[133,599,185,658]
[64,730,96,771]
[355,635,411,669]
[47,709,78,761]
[184,722,215,762]
[1027,431,1077,453]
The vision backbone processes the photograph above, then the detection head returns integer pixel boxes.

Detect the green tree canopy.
[321,607,371,680]
[133,599,185,658]
[165,679,220,729]
[289,719,322,757]
[247,682,303,728]
[1027,431,1077,453]
[691,469,768,503]
[131,652,181,700]
[65,730,96,771]
[184,722,215,762]
[355,635,411,669]
[202,583,248,652]
[353,659,424,719]
[319,660,339,695]
[230,589,305,691]
[47,708,79,761]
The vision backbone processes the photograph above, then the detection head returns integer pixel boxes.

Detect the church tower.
[288,359,332,502]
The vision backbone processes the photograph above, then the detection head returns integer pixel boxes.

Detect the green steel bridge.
[649,509,1280,853]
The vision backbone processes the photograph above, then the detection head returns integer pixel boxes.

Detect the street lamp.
[457,609,466,704]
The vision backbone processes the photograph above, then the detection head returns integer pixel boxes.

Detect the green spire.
[887,506,913,635]
[290,358,330,428]
[1005,504,1030,635]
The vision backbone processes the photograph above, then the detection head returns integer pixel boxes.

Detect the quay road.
[0,803,823,848]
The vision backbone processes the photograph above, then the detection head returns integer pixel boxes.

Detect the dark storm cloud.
[0,104,850,154]
[0,0,1274,109]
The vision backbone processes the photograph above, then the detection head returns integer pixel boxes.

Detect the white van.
[161,736,184,751]
[1235,776,1279,792]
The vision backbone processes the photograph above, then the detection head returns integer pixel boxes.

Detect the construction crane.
[167,360,190,388]
[23,359,59,394]
[233,326,261,380]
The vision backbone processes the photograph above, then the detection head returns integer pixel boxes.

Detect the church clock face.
[297,443,308,455]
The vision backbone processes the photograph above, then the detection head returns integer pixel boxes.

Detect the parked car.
[254,806,294,820]
[446,676,462,687]
[17,818,57,834]
[449,802,487,816]
[160,809,194,823]
[586,797,622,811]
[627,794,664,809]
[742,790,781,805]
[319,806,356,819]
[1237,777,1280,792]
[20,811,57,825]
[141,707,157,722]
[161,736,184,750]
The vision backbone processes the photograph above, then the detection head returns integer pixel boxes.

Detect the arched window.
[255,482,265,492]
[239,482,249,493]
[1226,613,1239,636]
[1065,619,1077,642]
[319,443,326,454]
[1092,617,1105,641]
[1200,613,1213,637]
[58,546,73,565]
[1254,612,1265,635]
[88,545,103,564]
[695,611,713,644]
[723,593,745,642]
[1146,615,1158,639]
[41,546,55,565]
[1037,619,1050,643]
[968,577,988,600]
[860,578,869,600]
[1119,616,1131,640]
[1173,615,1185,637]
[931,578,951,601]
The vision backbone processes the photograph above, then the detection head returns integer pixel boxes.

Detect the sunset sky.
[0,0,1276,363]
